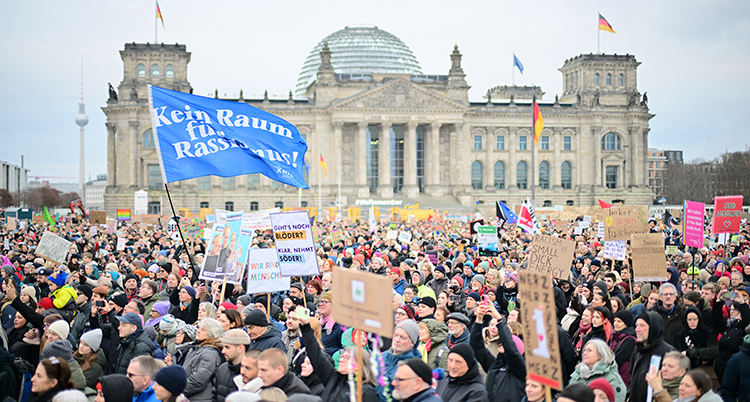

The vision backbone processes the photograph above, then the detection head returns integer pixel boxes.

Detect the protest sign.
[387,230,398,240]
[469,219,484,235]
[270,210,319,276]
[148,86,309,188]
[7,218,16,231]
[573,227,582,235]
[603,206,649,240]
[603,240,627,261]
[166,217,180,241]
[631,233,667,281]
[245,248,290,294]
[90,210,107,224]
[205,214,216,224]
[330,229,344,245]
[683,200,704,248]
[201,225,224,280]
[182,218,204,240]
[712,195,743,234]
[526,233,576,279]
[666,246,679,255]
[332,267,394,338]
[398,230,412,244]
[214,209,229,225]
[33,216,44,226]
[89,226,97,237]
[241,208,280,231]
[554,205,564,212]
[205,211,244,279]
[226,225,254,285]
[477,225,499,257]
[597,222,605,239]
[106,219,116,234]
[117,238,127,251]
[311,225,320,243]
[203,227,213,241]
[36,231,72,264]
[518,270,563,390]
[117,209,131,221]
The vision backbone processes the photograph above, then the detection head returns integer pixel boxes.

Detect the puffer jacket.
[714,301,750,383]
[248,326,286,352]
[720,335,750,402]
[181,338,224,402]
[376,346,422,402]
[471,318,524,402]
[569,359,626,402]
[435,361,489,402]
[111,329,155,375]
[650,300,685,349]
[70,301,92,342]
[212,360,241,402]
[50,285,78,322]
[420,319,449,370]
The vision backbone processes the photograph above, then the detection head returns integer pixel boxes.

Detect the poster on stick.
[116,238,127,251]
[477,225,499,257]
[712,195,743,235]
[683,200,704,248]
[89,211,107,224]
[201,225,224,280]
[245,248,290,294]
[518,270,563,390]
[332,267,394,338]
[603,240,627,261]
[201,211,243,281]
[526,233,576,279]
[242,208,280,231]
[36,231,72,264]
[603,206,649,240]
[270,210,319,276]
[631,233,667,281]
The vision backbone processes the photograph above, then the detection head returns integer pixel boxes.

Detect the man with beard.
[628,311,675,402]
[426,265,449,296]
[435,343,488,402]
[391,359,443,402]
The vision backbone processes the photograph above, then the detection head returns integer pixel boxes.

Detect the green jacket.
[570,359,627,402]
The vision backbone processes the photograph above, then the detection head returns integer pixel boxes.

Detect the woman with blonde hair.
[520,378,552,402]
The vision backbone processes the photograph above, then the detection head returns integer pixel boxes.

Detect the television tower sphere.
[75,103,89,127]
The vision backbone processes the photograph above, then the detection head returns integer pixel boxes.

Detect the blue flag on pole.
[496,200,519,224]
[148,85,309,188]
[513,53,524,74]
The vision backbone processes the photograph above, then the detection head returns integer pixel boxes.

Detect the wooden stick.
[545,385,552,402]
[266,292,271,322]
[355,328,363,402]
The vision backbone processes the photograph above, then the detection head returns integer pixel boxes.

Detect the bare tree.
[0,189,14,208]
[59,192,81,207]
[665,152,750,204]
[19,187,61,211]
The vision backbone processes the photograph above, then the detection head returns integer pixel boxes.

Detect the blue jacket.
[377,347,422,402]
[393,278,408,295]
[133,382,158,402]
[409,388,444,402]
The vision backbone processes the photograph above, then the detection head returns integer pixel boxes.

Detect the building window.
[601,133,621,150]
[493,161,505,190]
[606,166,618,189]
[137,64,145,78]
[197,176,211,190]
[166,64,174,78]
[366,125,379,194]
[250,202,259,211]
[566,200,575,206]
[543,200,552,207]
[390,125,405,193]
[519,136,527,150]
[563,136,571,150]
[222,177,235,190]
[539,161,550,189]
[606,73,612,85]
[147,201,161,215]
[301,201,308,208]
[561,161,572,189]
[416,125,426,192]
[649,179,654,186]
[275,201,284,209]
[247,174,260,190]
[199,202,209,208]
[151,64,160,77]
[517,161,528,189]
[618,74,624,86]
[270,180,283,190]
[496,135,505,150]
[147,164,162,190]
[142,129,154,148]
[471,161,483,190]
[225,202,234,211]
[473,135,482,150]
[541,136,549,150]
[649,161,653,168]
[594,73,600,86]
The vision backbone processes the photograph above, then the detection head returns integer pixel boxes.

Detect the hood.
[683,305,709,333]
[667,267,682,293]
[99,374,135,402]
[424,319,448,344]
[638,311,665,346]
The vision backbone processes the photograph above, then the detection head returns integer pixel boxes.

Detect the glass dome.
[295,26,423,96]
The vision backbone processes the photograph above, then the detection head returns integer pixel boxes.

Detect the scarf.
[576,321,592,350]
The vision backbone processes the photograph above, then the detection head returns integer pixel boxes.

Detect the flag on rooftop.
[599,13,615,34]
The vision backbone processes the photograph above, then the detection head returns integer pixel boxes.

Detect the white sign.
[579,220,590,228]
[36,231,71,264]
[116,238,127,251]
[398,230,413,244]
[597,222,605,239]
[554,205,564,212]
[214,209,229,225]
[574,227,583,235]
[166,217,180,241]
[205,214,216,224]
[604,240,627,261]
[270,211,319,276]
[134,190,148,215]
[106,219,116,234]
[89,226,97,237]
[242,208,280,231]
[203,227,213,241]
[387,230,398,240]
[583,215,592,222]
[245,248,291,294]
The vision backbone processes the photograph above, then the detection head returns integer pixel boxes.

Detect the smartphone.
[295,305,310,320]
[482,295,490,306]
[95,300,105,308]
[723,292,736,299]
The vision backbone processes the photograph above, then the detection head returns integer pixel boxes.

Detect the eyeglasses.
[126,372,146,378]
[392,376,418,384]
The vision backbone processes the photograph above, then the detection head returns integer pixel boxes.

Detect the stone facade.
[102,42,654,216]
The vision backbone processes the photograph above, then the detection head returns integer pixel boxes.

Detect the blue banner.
[148,85,309,188]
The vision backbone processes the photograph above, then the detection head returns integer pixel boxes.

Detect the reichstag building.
[102,26,654,216]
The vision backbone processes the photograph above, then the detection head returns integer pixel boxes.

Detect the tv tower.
[74,56,89,204]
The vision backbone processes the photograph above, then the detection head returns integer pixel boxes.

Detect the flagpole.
[531,95,536,208]
[155,1,158,43]
[318,159,322,222]
[512,53,515,86]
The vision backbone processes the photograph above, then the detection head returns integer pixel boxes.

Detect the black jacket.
[99,373,135,402]
[557,324,577,387]
[671,305,718,368]
[213,360,241,402]
[470,318,525,402]
[714,300,750,383]
[168,287,200,324]
[435,361,489,402]
[94,310,155,375]
[264,371,310,397]
[650,301,684,348]
[721,337,750,402]
[628,311,675,402]
[248,326,287,352]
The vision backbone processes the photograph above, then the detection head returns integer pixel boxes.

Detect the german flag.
[319,154,328,179]
[156,2,165,29]
[533,100,544,146]
[599,13,615,34]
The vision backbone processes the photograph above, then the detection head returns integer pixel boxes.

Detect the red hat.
[589,378,614,402]
[220,302,237,311]
[38,297,54,310]
[452,276,464,288]
[390,267,402,277]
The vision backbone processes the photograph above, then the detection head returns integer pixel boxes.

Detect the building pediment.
[331,78,466,111]
[602,152,625,163]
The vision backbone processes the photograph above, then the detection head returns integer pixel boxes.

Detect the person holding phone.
[628,311,675,402]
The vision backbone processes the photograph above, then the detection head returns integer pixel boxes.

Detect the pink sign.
[683,200,705,248]
[712,195,744,234]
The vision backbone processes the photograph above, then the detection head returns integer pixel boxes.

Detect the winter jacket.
[672,306,718,368]
[654,389,723,402]
[7,322,39,364]
[650,301,685,348]
[248,326,287,352]
[50,284,78,321]
[569,359,626,402]
[300,322,379,402]
[68,358,87,390]
[608,326,636,386]
[320,317,344,355]
[420,319,449,370]
[263,371,311,397]
[714,301,750,383]
[168,287,200,324]
[70,301,92,343]
[282,328,301,353]
[377,347,422,402]
[557,324,578,387]
[471,318,525,402]
[427,276,449,298]
[446,327,470,349]
[406,388,444,402]
[111,329,155,375]
[140,293,162,318]
[212,360,241,402]
[181,338,224,402]
[158,322,182,356]
[393,278,408,295]
[134,383,158,402]
[628,311,676,402]
[77,349,106,389]
[435,361,489,402]
[721,336,750,402]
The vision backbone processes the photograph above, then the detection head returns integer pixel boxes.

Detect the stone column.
[378,122,393,197]
[461,123,472,192]
[106,123,116,187]
[508,128,517,189]
[425,122,441,196]
[332,121,343,202]
[128,121,139,189]
[593,127,602,187]
[552,128,562,188]
[449,124,458,192]
[356,122,369,198]
[403,122,419,198]
[485,127,494,190]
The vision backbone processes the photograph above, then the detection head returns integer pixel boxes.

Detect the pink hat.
[512,335,524,355]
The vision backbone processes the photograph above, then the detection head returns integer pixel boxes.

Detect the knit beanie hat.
[467,292,481,302]
[244,309,269,327]
[403,358,433,385]
[448,343,476,371]
[589,378,615,402]
[452,276,464,288]
[434,265,446,275]
[178,322,197,341]
[42,339,73,361]
[614,310,634,328]
[49,271,67,287]
[77,284,93,300]
[152,301,171,317]
[559,383,595,402]
[111,293,128,308]
[80,329,103,351]
[21,285,38,303]
[182,286,197,298]
[472,275,485,285]
[160,315,178,332]
[395,320,420,345]
[154,365,187,396]
[48,319,70,340]
[397,304,416,321]
[512,335,525,355]
[321,291,333,303]
[412,270,425,286]
[238,295,253,307]
[418,296,437,310]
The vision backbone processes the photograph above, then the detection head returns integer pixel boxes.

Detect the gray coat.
[181,338,224,402]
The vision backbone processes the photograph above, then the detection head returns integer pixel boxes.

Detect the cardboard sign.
[90,210,107,224]
[518,270,563,390]
[245,248,291,294]
[712,195,743,234]
[330,229,344,244]
[311,225,320,243]
[33,216,45,226]
[106,219,117,234]
[36,231,72,264]
[631,233,667,281]
[386,230,398,240]
[603,206,649,240]
[270,211,319,276]
[398,230,412,244]
[116,238,127,251]
[683,200,705,248]
[332,267,394,338]
[7,217,16,231]
[666,246,679,255]
[526,233,576,279]
[603,240,627,261]
[182,218,204,240]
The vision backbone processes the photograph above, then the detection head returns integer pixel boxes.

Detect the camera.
[450,294,460,303]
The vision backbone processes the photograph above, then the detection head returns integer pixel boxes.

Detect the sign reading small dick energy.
[270,211,319,276]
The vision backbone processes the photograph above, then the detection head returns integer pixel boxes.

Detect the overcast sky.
[1,1,748,184]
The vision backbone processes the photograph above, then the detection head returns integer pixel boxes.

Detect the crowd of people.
[0,210,748,402]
